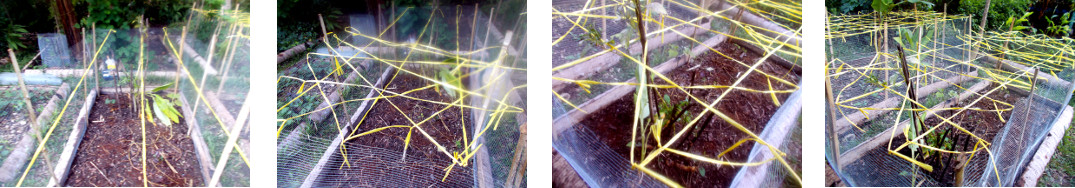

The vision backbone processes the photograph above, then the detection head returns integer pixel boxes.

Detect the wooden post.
[208,96,250,187]
[7,49,60,184]
[175,26,187,94]
[977,0,991,59]
[81,27,87,98]
[218,27,244,93]
[470,4,479,51]
[194,23,222,115]
[92,24,99,91]
[825,59,840,168]
[7,49,38,128]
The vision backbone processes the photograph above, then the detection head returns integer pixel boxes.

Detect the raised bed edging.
[837,81,992,169]
[731,86,803,187]
[833,71,979,134]
[47,90,213,187]
[551,21,714,92]
[552,33,728,138]
[1019,105,1073,186]
[45,89,94,187]
[177,91,216,186]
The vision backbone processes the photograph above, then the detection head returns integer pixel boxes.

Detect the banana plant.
[1007,12,1034,33]
[436,57,464,99]
[139,83,184,126]
[1046,12,1071,36]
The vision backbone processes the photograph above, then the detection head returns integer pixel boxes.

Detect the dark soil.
[316,70,475,187]
[66,94,204,187]
[576,42,800,187]
[846,86,1020,186]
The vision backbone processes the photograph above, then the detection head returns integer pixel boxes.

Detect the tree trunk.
[55,0,81,56]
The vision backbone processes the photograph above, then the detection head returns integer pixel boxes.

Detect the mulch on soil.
[316,69,475,187]
[66,94,203,187]
[576,42,800,187]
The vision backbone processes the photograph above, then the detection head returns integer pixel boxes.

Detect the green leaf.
[152,83,173,92]
[871,0,892,14]
[153,102,172,127]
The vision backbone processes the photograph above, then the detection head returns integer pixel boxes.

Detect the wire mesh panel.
[276,4,526,188]
[825,11,1075,187]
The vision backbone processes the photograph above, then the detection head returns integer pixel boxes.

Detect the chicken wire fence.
[0,5,250,187]
[276,5,527,188]
[825,11,1075,187]
[551,0,801,187]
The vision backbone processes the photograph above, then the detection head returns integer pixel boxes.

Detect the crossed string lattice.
[826,10,1075,186]
[275,6,526,184]
[15,6,251,187]
[552,0,801,187]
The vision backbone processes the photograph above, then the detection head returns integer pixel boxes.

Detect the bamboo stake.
[93,24,99,91]
[826,62,840,167]
[9,48,62,185]
[470,4,479,51]
[194,24,221,115]
[175,26,187,95]
[217,27,243,93]
[208,95,250,186]
[8,49,38,128]
[81,27,87,98]
[138,18,148,187]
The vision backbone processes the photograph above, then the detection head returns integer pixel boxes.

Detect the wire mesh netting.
[551,0,801,187]
[825,11,1075,187]
[276,4,527,188]
[0,4,250,187]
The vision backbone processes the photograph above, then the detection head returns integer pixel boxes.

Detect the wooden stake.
[7,49,38,130]
[8,48,61,184]
[194,23,222,115]
[825,60,841,167]
[217,27,243,93]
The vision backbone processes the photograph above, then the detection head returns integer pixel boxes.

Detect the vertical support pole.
[176,26,187,95]
[825,58,841,170]
[8,49,59,184]
[93,24,99,92]
[194,25,220,115]
[218,27,244,93]
[7,49,38,129]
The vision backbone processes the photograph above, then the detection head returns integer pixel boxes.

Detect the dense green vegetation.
[827,0,1073,37]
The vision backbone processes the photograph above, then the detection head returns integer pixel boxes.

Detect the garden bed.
[63,92,206,186]
[844,85,1020,186]
[314,70,475,187]
[558,41,800,187]
[0,87,58,163]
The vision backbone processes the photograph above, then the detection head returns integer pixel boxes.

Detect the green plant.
[1046,12,1072,37]
[827,0,873,14]
[957,0,1034,31]
[1,24,28,51]
[1006,12,1034,33]
[142,83,184,126]
[895,26,934,58]
[435,58,464,99]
